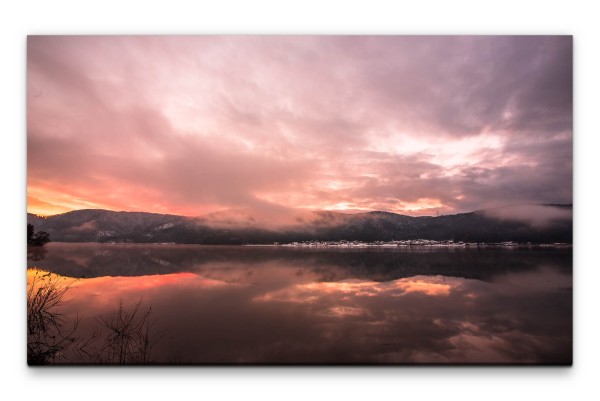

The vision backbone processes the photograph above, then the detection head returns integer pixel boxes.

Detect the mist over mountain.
[27,204,572,245]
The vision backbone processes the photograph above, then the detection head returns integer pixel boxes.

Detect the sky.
[27,35,573,217]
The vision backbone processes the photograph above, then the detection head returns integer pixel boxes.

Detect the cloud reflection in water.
[28,245,572,364]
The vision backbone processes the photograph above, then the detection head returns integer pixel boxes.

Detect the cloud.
[27,36,572,216]
[481,204,572,228]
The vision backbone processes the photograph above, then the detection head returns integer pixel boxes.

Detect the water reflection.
[27,243,572,364]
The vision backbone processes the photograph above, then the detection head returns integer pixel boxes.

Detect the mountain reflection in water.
[27,243,572,364]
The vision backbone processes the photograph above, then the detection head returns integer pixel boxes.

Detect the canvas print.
[26,35,572,365]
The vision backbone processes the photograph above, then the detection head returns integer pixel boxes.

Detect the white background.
[1,1,598,400]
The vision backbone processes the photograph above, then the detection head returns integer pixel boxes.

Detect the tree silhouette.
[27,224,51,247]
[27,223,34,243]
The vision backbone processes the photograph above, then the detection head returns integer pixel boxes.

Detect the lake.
[27,243,572,365]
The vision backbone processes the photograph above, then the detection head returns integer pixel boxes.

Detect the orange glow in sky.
[27,36,572,217]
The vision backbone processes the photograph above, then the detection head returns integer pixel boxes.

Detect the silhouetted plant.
[27,269,158,365]
[96,299,155,364]
[27,270,79,365]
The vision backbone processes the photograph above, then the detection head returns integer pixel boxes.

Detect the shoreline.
[247,240,573,248]
[33,241,573,248]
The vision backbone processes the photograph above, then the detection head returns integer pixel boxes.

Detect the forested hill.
[27,204,572,245]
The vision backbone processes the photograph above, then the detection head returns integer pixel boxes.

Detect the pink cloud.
[27,36,572,217]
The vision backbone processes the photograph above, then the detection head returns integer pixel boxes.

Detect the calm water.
[27,243,572,364]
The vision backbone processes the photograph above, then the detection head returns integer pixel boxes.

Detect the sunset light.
[26,35,573,366]
[27,36,572,218]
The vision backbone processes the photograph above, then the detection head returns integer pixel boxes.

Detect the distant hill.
[27,204,572,245]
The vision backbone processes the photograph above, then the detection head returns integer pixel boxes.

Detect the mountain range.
[27,204,572,245]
